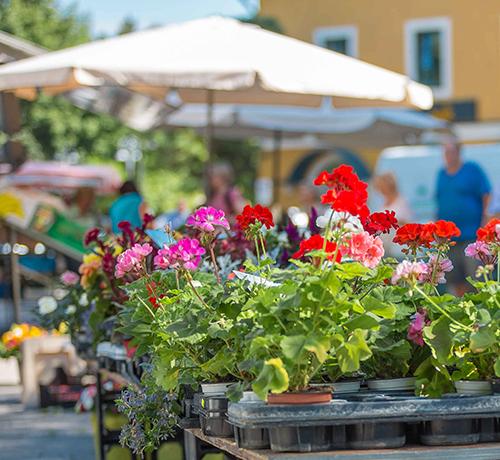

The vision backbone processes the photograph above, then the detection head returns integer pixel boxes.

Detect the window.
[313,26,358,57]
[405,18,452,100]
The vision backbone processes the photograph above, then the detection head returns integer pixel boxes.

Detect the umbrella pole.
[272,130,282,205]
[205,89,214,163]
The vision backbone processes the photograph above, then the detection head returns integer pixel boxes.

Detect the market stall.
[31,164,500,460]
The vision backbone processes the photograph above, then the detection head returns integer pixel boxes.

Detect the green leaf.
[303,336,330,363]
[362,296,396,319]
[281,335,330,364]
[281,335,307,361]
[423,316,453,363]
[470,326,496,353]
[337,329,372,373]
[337,262,370,279]
[494,357,500,378]
[252,358,289,400]
[344,313,381,331]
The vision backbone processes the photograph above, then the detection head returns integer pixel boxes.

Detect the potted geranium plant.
[412,218,499,398]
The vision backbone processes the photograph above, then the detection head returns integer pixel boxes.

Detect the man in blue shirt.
[436,140,491,295]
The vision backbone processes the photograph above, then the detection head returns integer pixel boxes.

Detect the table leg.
[183,430,199,460]
[9,227,21,323]
[96,369,106,460]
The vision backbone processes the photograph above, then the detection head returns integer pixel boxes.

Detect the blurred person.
[205,162,245,222]
[373,172,413,258]
[298,182,325,214]
[436,140,491,295]
[488,182,500,218]
[109,180,146,233]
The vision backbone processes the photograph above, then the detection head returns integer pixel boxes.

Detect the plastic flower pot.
[199,395,233,438]
[366,377,416,393]
[479,418,500,443]
[454,380,493,396]
[241,391,261,402]
[267,390,332,405]
[269,425,344,452]
[234,426,270,450]
[419,419,480,446]
[310,381,361,396]
[200,382,232,395]
[233,391,270,449]
[332,380,361,395]
[347,422,406,449]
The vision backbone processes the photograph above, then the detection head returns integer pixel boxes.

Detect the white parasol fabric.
[0,16,432,109]
[165,104,448,149]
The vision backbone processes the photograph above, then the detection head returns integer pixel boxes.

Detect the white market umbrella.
[0,16,433,155]
[165,104,447,149]
[0,16,432,107]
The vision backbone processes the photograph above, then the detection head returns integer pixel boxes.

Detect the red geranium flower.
[477,218,500,242]
[236,204,274,232]
[393,223,433,248]
[364,210,399,235]
[322,188,369,220]
[292,234,341,263]
[314,170,337,187]
[84,228,100,246]
[422,220,461,243]
[316,165,369,219]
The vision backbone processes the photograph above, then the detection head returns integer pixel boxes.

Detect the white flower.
[65,305,77,315]
[316,211,363,233]
[191,280,202,288]
[53,288,69,300]
[79,293,89,307]
[38,296,57,315]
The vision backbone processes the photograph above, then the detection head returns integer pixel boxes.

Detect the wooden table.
[183,429,500,460]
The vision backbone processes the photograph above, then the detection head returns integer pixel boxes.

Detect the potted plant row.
[46,166,500,456]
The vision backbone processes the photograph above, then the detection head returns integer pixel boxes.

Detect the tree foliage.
[0,0,258,211]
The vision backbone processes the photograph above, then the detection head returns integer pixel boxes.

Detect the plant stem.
[430,250,442,286]
[415,286,474,331]
[259,233,268,260]
[209,244,221,283]
[137,296,156,320]
[186,273,210,308]
[320,212,335,264]
[254,236,261,263]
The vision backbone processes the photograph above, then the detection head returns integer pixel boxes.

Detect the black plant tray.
[228,395,500,428]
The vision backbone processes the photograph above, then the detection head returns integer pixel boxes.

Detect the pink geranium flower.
[340,231,384,268]
[420,254,453,285]
[60,270,79,286]
[115,243,153,279]
[154,238,205,272]
[391,260,428,285]
[407,309,430,346]
[465,241,497,265]
[186,207,230,233]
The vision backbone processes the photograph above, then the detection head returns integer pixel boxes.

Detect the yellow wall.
[258,0,500,205]
[261,0,500,120]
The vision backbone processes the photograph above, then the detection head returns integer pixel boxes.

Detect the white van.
[372,143,500,223]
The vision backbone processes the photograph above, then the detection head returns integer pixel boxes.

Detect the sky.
[59,0,259,37]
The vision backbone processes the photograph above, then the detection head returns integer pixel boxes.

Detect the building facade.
[257,0,500,207]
